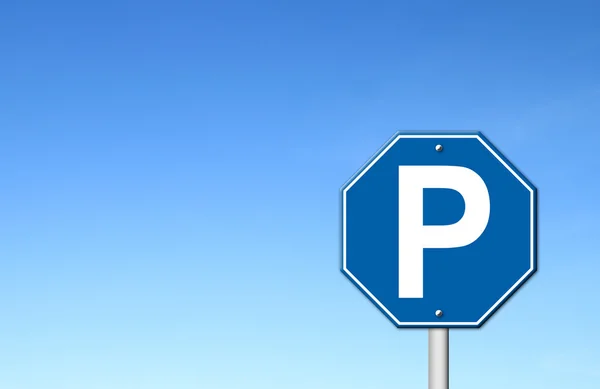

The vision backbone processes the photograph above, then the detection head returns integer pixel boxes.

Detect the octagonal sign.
[341,131,537,328]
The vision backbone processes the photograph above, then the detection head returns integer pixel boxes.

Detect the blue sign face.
[341,132,537,328]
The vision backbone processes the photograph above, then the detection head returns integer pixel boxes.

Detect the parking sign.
[341,131,537,328]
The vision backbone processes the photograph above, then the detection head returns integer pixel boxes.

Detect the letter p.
[398,166,490,298]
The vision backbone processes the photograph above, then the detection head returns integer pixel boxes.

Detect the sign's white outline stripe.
[341,133,535,327]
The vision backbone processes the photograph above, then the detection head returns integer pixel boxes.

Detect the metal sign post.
[429,328,449,389]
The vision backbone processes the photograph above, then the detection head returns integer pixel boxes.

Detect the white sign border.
[341,132,536,327]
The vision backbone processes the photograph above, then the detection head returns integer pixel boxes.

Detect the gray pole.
[428,328,449,389]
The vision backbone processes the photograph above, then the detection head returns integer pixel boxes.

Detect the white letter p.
[398,166,490,298]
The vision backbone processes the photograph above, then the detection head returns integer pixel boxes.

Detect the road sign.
[341,131,537,329]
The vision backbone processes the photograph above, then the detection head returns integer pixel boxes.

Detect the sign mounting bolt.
[435,310,443,317]
[435,144,443,152]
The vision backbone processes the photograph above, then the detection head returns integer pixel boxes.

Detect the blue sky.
[1,1,599,388]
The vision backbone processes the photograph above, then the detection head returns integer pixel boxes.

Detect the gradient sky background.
[1,1,599,388]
